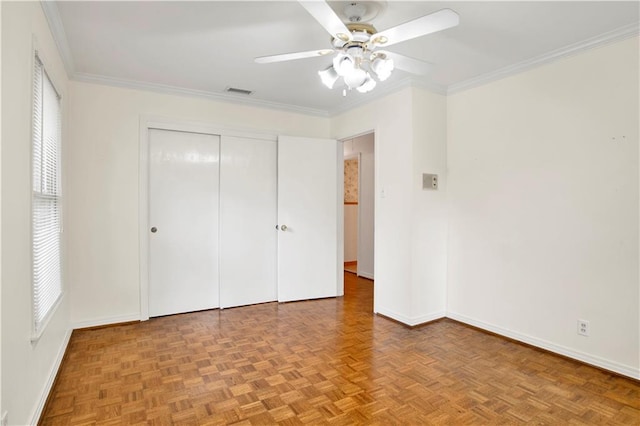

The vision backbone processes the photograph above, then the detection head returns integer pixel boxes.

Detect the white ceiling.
[50,1,639,115]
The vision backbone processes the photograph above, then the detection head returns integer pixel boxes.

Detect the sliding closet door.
[149,129,220,317]
[219,136,277,308]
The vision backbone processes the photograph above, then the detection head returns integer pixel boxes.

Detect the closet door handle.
[150,227,158,233]
[280,225,288,231]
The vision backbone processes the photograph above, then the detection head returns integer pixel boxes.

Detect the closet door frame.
[138,115,277,321]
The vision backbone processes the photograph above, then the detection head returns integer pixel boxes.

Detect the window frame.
[31,45,64,341]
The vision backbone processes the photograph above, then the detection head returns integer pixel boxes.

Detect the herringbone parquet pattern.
[41,274,640,425]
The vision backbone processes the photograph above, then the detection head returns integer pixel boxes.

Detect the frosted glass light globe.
[318,67,339,89]
[356,73,377,93]
[372,57,394,81]
[344,68,367,89]
[333,55,354,77]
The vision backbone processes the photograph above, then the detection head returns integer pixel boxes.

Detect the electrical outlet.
[1,410,8,426]
[577,319,590,336]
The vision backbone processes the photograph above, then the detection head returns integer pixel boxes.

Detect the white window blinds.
[32,54,62,336]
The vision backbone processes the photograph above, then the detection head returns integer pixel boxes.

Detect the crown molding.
[41,1,329,117]
[448,22,640,95]
[40,0,75,76]
[72,72,330,117]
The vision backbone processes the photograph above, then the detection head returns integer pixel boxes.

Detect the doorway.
[342,132,375,281]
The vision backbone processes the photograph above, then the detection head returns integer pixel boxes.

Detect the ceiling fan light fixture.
[344,67,367,89]
[346,45,365,59]
[318,66,339,89]
[356,73,376,93]
[333,53,354,77]
[323,48,394,93]
[371,56,394,81]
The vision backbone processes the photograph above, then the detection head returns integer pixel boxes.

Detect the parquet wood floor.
[344,262,356,274]
[41,273,640,425]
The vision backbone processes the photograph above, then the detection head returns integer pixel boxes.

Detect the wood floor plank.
[40,273,639,425]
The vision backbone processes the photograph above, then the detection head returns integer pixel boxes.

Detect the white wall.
[411,89,448,321]
[344,204,358,262]
[358,146,374,280]
[332,87,448,324]
[66,81,331,327]
[343,133,375,278]
[0,2,3,420]
[446,36,639,378]
[1,2,71,424]
[333,89,413,320]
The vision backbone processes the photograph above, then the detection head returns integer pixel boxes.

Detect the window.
[32,53,62,336]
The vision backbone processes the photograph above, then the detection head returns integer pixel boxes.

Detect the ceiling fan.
[255,1,459,94]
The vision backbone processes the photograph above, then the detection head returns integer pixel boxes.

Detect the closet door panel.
[277,135,341,302]
[219,136,277,308]
[149,129,220,316]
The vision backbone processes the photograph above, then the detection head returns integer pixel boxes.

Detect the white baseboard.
[30,328,72,425]
[412,311,446,326]
[446,311,640,380]
[376,307,445,326]
[72,313,141,330]
[357,271,374,280]
[375,307,413,325]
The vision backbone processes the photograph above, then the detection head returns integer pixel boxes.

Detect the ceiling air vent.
[225,87,253,96]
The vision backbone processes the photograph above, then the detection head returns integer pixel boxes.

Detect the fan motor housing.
[332,23,376,48]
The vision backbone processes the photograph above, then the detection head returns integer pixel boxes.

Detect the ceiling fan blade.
[371,8,459,47]
[383,51,433,75]
[255,49,334,64]
[298,1,353,42]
